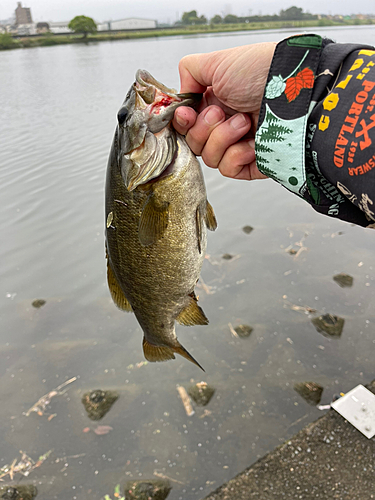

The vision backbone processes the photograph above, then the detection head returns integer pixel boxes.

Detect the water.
[1,26,375,499]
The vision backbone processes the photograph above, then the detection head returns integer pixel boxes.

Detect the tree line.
[178,7,318,25]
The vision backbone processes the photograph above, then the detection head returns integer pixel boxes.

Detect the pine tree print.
[256,154,269,165]
[259,123,293,143]
[256,143,274,154]
[265,110,278,124]
[256,155,281,181]
[258,166,281,182]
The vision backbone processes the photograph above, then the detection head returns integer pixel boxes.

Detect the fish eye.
[117,107,128,125]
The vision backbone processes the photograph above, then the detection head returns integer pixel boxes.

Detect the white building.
[96,21,110,31]
[16,22,36,35]
[98,18,157,31]
[49,21,71,34]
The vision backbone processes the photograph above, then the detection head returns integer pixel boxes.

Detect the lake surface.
[1,26,375,500]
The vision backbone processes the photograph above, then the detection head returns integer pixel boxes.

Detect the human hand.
[172,43,276,180]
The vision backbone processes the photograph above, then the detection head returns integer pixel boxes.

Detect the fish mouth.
[135,69,202,114]
[123,71,202,191]
[136,69,178,99]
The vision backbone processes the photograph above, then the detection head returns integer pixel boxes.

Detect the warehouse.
[97,18,157,31]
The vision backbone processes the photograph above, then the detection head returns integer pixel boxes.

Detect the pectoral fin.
[177,295,209,326]
[196,205,204,254]
[139,194,169,246]
[205,200,217,231]
[107,260,133,312]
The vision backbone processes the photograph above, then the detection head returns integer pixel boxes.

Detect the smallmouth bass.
[105,70,217,370]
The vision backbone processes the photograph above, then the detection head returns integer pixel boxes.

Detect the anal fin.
[177,295,209,326]
[205,200,217,231]
[107,260,133,312]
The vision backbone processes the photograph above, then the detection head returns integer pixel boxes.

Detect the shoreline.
[1,19,374,51]
[202,380,375,500]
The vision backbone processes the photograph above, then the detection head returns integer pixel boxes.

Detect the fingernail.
[176,114,188,127]
[230,114,247,130]
[248,139,255,149]
[204,107,223,126]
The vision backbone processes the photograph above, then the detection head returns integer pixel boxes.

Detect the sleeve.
[255,34,375,228]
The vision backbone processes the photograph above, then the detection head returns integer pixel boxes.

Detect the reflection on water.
[1,26,375,499]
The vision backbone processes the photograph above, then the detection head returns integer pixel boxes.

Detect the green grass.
[0,33,17,49]
[2,18,374,51]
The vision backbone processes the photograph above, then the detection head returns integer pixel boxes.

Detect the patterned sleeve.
[255,34,375,228]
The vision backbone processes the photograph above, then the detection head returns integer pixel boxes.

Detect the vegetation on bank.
[68,15,97,38]
[0,17,374,51]
[178,7,319,25]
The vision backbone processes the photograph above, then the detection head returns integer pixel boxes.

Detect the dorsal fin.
[107,260,133,312]
[176,295,209,326]
[138,194,169,246]
[143,338,205,371]
[205,200,217,231]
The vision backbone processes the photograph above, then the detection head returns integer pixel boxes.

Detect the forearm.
[256,34,375,227]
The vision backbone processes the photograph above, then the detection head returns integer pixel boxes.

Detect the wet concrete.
[202,380,375,500]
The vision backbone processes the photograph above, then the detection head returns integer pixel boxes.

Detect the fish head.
[116,70,202,191]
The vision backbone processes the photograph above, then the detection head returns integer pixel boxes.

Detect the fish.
[105,69,217,371]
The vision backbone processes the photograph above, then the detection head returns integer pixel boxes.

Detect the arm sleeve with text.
[255,34,375,228]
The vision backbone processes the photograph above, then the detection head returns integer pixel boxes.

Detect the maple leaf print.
[285,67,314,102]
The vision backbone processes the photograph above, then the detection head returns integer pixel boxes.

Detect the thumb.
[178,53,216,93]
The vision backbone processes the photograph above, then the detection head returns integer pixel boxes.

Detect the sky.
[1,0,374,24]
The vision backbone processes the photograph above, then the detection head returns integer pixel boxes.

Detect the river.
[0,25,374,500]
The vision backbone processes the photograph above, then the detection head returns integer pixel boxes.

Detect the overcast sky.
[1,0,374,24]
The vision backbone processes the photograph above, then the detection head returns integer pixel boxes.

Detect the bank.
[201,380,375,500]
[1,19,374,51]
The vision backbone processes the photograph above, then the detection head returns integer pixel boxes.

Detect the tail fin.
[173,342,205,372]
[143,338,204,371]
[143,338,175,362]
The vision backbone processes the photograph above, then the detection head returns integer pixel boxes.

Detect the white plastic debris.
[331,384,375,439]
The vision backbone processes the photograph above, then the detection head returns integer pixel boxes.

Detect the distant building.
[97,17,157,31]
[15,2,32,25]
[17,23,35,34]
[48,21,71,34]
[36,22,49,33]
[0,20,17,34]
[97,21,110,31]
[0,16,15,27]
